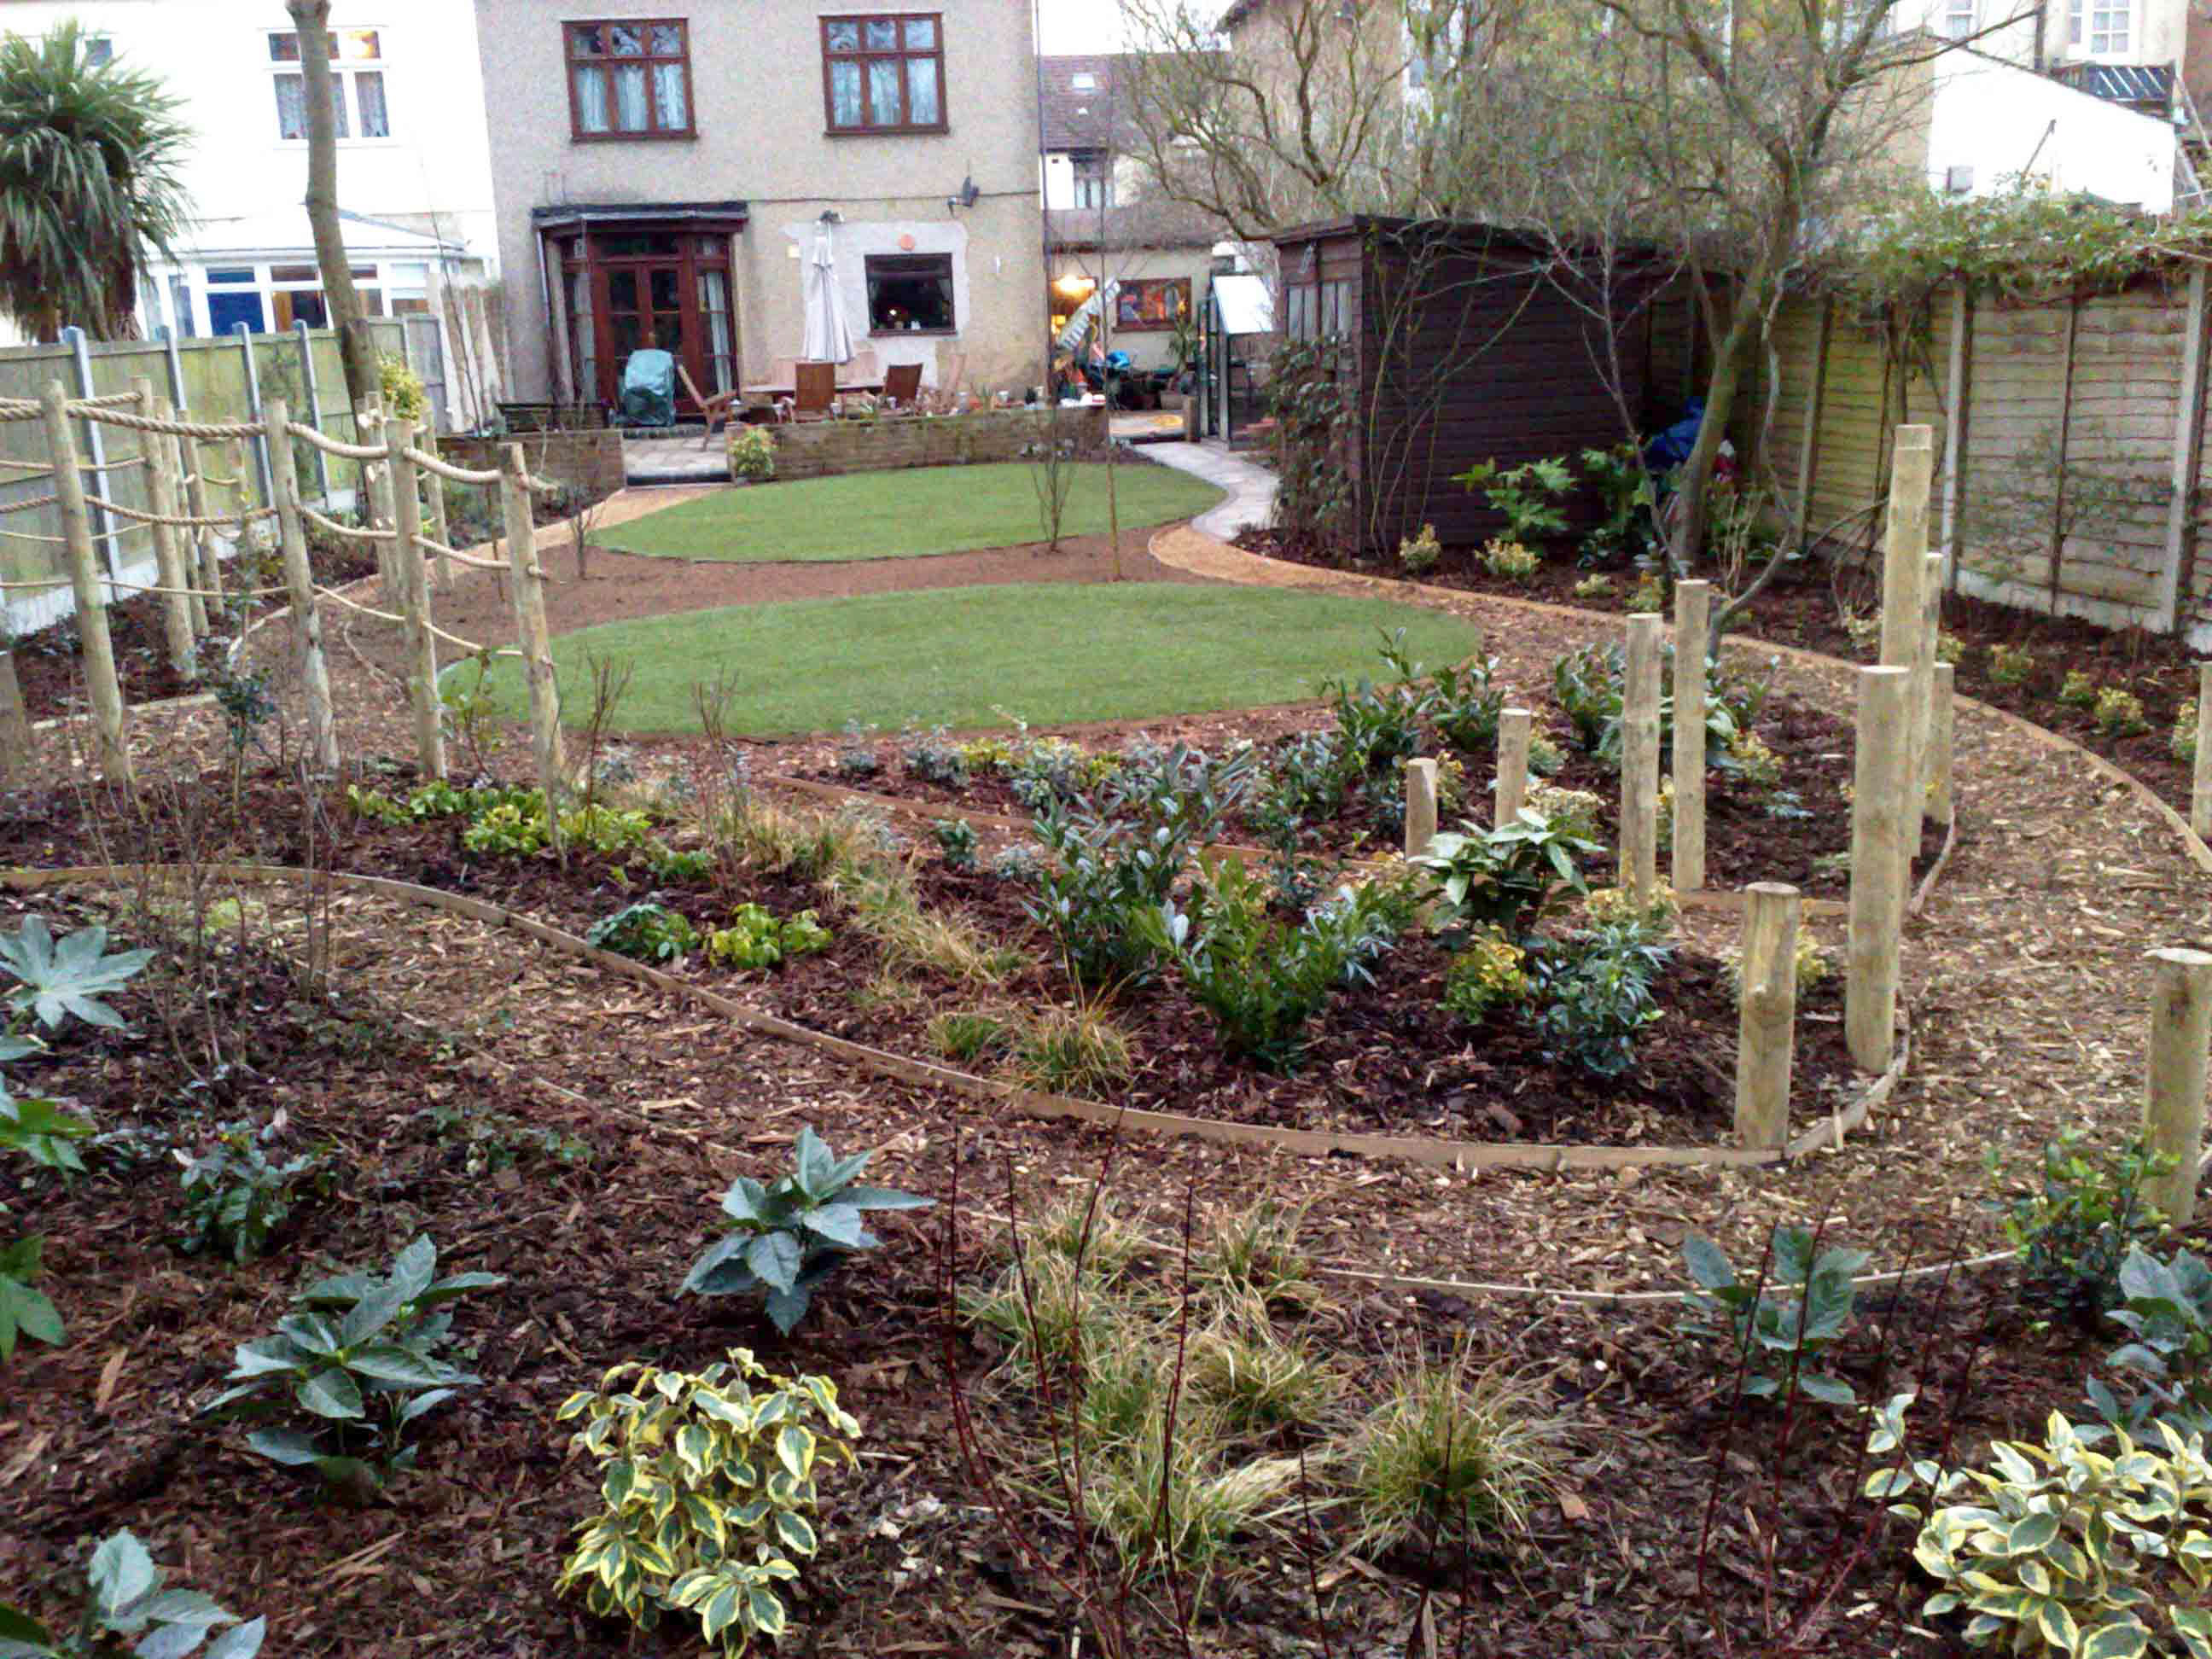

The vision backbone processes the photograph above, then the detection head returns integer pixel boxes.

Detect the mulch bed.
[1240,527,2203,822]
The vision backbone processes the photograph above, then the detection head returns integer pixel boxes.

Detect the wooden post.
[500,441,567,804]
[387,418,445,781]
[0,630,32,781]
[1404,757,1439,857]
[1621,614,1662,902]
[2144,947,2212,1227]
[2192,661,2212,843]
[135,381,196,677]
[261,401,340,773]
[1914,548,1943,836]
[2159,270,2210,634]
[175,434,210,636]
[1495,707,1531,824]
[419,426,452,588]
[1672,580,1710,893]
[354,397,395,604]
[1881,427,1934,854]
[1846,667,1912,1071]
[1930,661,1956,828]
[39,381,130,783]
[1735,882,1802,1148]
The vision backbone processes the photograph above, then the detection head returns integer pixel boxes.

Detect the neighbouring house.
[1038,53,1221,377]
[474,0,1048,418]
[0,1,505,421]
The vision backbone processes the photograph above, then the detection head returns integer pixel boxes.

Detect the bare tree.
[285,0,379,407]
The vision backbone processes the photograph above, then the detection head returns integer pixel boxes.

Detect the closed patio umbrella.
[802,222,853,364]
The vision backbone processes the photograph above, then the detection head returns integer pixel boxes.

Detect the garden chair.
[882,362,923,409]
[674,364,738,450]
[793,361,836,423]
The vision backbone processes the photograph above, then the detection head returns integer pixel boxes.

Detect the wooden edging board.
[2,860,1906,1175]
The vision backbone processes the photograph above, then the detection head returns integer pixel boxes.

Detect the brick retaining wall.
[444,428,626,502]
[755,405,1108,481]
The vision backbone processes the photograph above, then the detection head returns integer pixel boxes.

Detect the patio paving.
[1139,439,1278,540]
[623,432,732,487]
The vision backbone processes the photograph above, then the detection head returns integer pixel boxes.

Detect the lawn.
[594,461,1225,562]
[476,583,1485,736]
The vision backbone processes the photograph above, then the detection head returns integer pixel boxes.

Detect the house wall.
[1923,50,2174,207]
[474,0,1049,401]
[1887,0,2188,69]
[1046,247,1213,371]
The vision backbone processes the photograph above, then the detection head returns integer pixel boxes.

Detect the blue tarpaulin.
[621,350,676,428]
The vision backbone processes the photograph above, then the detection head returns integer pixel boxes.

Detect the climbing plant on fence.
[1268,337,1355,562]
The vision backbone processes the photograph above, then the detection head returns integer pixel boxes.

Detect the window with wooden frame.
[567,20,695,140]
[865,253,954,333]
[270,27,391,143]
[822,15,946,134]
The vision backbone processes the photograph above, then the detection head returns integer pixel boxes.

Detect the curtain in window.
[906,60,939,125]
[573,66,609,132]
[868,59,901,125]
[330,78,349,138]
[699,270,733,392]
[830,61,862,125]
[355,71,389,137]
[612,63,649,131]
[275,73,308,140]
[569,271,596,400]
[652,62,686,130]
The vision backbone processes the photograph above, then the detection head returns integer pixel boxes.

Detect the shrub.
[204,1236,504,1489]
[643,841,716,884]
[2059,669,2101,709]
[462,802,548,857]
[588,902,700,963]
[1187,1293,1338,1434]
[835,720,881,778]
[925,1010,1009,1063]
[1682,1226,1866,1406]
[1413,809,1601,942]
[680,1126,931,1333]
[2094,1245,2212,1439]
[0,1234,61,1362]
[178,1121,329,1264]
[1893,1412,2212,1659]
[0,1529,265,1658]
[379,352,428,424]
[0,917,153,1033]
[1398,522,1441,574]
[1580,439,1656,562]
[899,725,967,785]
[556,1350,856,1656]
[2096,686,2150,736]
[1348,1356,1565,1555]
[1481,538,1540,580]
[1625,571,1666,613]
[726,423,777,481]
[955,734,1018,775]
[1524,782,1601,839]
[1936,632,1965,666]
[1009,1003,1133,1096]
[1582,882,1679,934]
[1325,655,1433,784]
[987,845,1044,884]
[1452,456,1573,542]
[705,905,830,971]
[1721,931,1831,998]
[1084,1403,1301,1592]
[1441,930,1530,1025]
[1991,1131,2173,1324]
[1425,655,1505,756]
[560,802,655,857]
[1573,573,1615,601]
[1202,1200,1314,1305]
[1525,921,1673,1078]
[1724,730,1784,792]
[1989,643,2036,685]
[2176,700,2201,767]
[932,817,979,870]
[0,1080,93,1177]
[1527,732,1565,776]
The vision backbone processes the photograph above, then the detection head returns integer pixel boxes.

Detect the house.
[0,0,503,398]
[1038,53,1221,376]
[473,0,1049,417]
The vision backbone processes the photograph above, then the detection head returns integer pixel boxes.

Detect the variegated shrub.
[556,1349,859,1655]
[1879,1403,2212,1657]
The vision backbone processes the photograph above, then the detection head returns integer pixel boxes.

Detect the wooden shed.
[1272,217,1698,554]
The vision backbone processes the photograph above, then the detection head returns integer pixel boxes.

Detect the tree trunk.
[1667,290,1761,578]
[287,0,379,409]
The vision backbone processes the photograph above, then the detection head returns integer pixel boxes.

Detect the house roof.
[1046,199,1224,252]
[1038,54,1138,151]
[529,201,750,233]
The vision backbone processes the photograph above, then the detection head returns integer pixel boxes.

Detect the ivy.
[1267,338,1355,561]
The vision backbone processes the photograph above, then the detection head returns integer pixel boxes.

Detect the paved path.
[1140,439,1278,540]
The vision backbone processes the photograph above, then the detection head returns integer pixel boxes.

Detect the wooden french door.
[563,225,736,415]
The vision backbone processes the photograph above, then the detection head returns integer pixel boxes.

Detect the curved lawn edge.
[472,582,1490,738]
[592,461,1226,564]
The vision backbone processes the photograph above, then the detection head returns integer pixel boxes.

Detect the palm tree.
[0,21,189,341]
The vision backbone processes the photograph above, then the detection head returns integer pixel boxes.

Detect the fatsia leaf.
[745,1231,802,1295]
[135,1623,212,1659]
[798,1205,874,1249]
[246,1429,325,1467]
[347,1347,456,1388]
[719,1177,771,1225]
[295,1366,364,1420]
[841,1185,934,1214]
[202,1619,267,1659]
[764,1284,812,1336]
[792,1126,835,1196]
[88,1532,159,1620]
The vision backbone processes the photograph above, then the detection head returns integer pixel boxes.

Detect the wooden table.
[741,380,886,401]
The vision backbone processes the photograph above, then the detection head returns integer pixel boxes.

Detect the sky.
[1036,0,1130,54]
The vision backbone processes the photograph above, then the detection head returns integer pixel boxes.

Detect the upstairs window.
[568,20,694,139]
[270,27,390,142]
[84,34,114,67]
[1070,149,1109,210]
[2069,0,2130,53]
[824,15,946,133]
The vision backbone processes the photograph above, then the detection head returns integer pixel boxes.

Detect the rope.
[75,392,141,409]
[404,446,499,486]
[0,407,46,424]
[309,584,514,657]
[416,536,504,571]
[69,406,263,441]
[0,521,151,547]
[285,421,385,462]
[81,492,275,528]
[303,506,395,543]
[525,474,565,495]
[100,577,287,601]
[0,492,58,514]
[0,456,138,475]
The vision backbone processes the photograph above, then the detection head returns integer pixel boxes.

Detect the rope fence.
[0,382,568,804]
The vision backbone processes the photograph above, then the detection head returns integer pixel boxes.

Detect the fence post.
[2194,662,2212,843]
[233,322,274,507]
[419,426,452,586]
[387,418,445,782]
[133,378,196,676]
[1930,661,1956,828]
[499,441,567,803]
[1914,547,1943,839]
[1735,882,1802,1148]
[1672,579,1710,892]
[178,439,218,629]
[1404,757,1438,858]
[354,397,396,605]
[2144,946,2212,1227]
[292,319,333,508]
[1495,707,1531,824]
[225,435,258,579]
[39,381,130,784]
[0,626,31,781]
[262,399,340,774]
[1846,666,1912,1071]
[1621,614,1662,902]
[62,326,119,578]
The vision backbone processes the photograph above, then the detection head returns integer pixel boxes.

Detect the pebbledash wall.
[753,405,1105,480]
[1754,272,2212,648]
